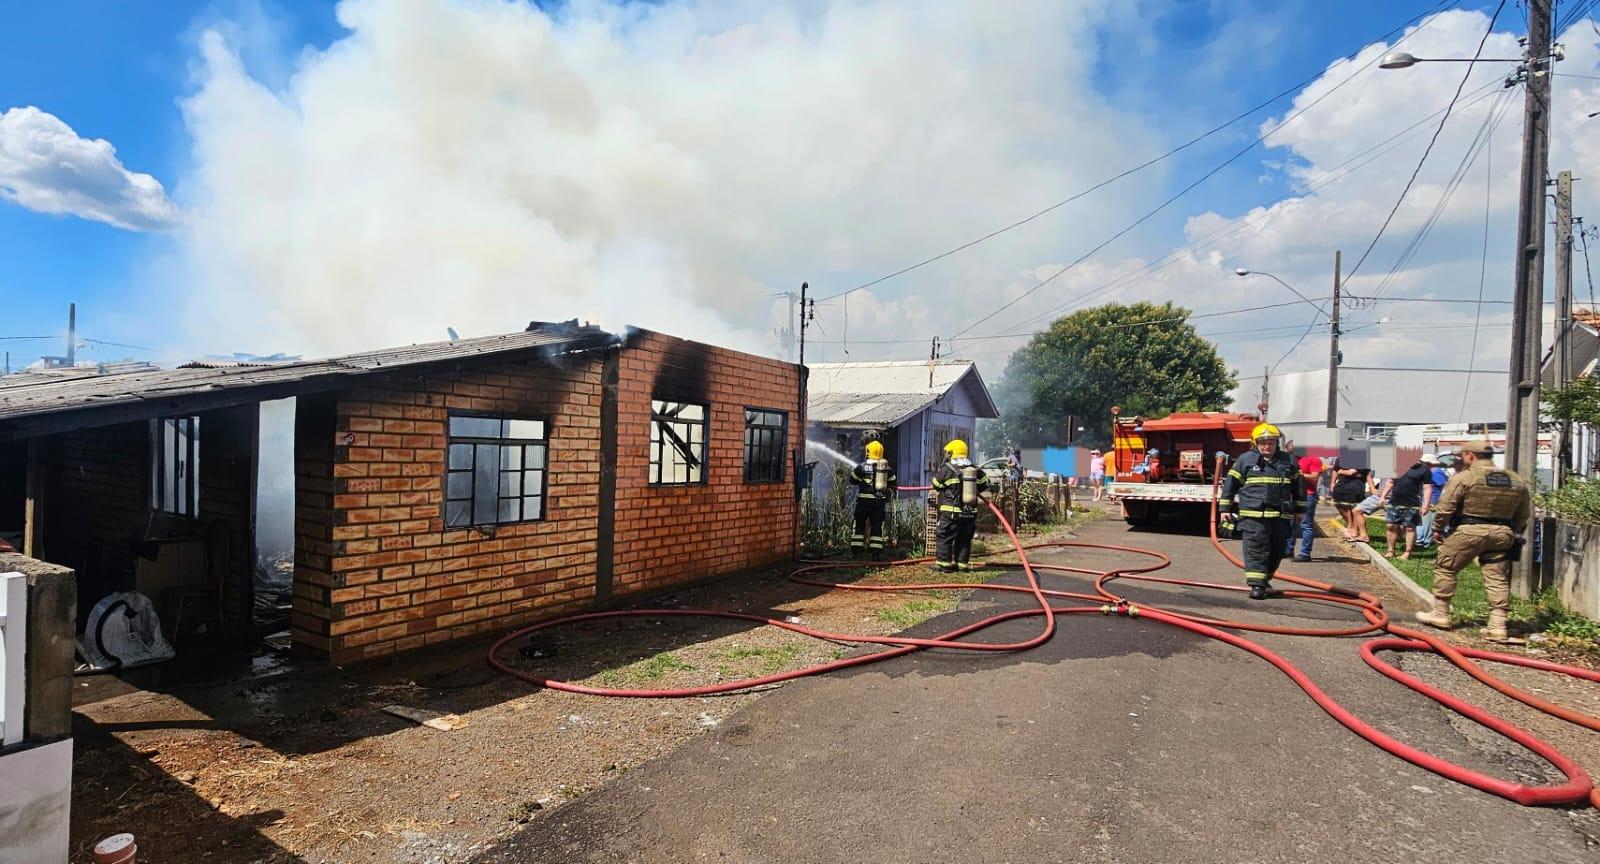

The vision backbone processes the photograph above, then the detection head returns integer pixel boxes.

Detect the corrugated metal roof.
[0,325,615,438]
[807,360,977,396]
[808,393,939,428]
[0,361,160,387]
[805,359,998,426]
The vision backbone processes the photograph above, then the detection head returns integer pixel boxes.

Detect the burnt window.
[650,400,706,485]
[743,408,787,483]
[445,416,548,527]
[150,416,200,517]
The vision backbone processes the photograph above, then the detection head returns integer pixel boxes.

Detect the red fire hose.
[489,480,1600,808]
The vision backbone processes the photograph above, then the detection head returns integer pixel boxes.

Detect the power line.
[814,0,1464,305]
[1344,0,1507,282]
[1353,84,1519,304]
[996,77,1508,337]
[1461,106,1498,420]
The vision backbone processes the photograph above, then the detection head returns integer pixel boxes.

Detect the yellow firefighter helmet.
[943,439,969,459]
[1251,422,1282,442]
[865,440,885,460]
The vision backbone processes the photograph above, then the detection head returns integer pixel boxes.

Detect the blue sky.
[0,0,1560,374]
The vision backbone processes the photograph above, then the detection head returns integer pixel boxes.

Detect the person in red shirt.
[1291,451,1324,561]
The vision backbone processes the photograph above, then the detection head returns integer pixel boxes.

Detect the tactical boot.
[1413,598,1454,630]
[1485,609,1525,644]
[1248,584,1269,601]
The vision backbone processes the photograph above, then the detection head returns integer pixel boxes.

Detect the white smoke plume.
[175,0,1156,360]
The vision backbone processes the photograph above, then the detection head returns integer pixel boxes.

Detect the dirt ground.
[68,523,1075,864]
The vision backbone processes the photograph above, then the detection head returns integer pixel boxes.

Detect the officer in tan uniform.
[1413,439,1531,643]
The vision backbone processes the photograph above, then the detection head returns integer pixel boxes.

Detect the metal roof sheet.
[805,359,998,423]
[808,393,939,428]
[0,325,615,439]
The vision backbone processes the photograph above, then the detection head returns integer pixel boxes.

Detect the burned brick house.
[0,324,804,664]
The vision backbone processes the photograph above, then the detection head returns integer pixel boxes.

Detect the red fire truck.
[1108,409,1261,526]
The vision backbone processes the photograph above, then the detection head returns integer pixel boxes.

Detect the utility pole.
[928,336,940,388]
[1554,170,1574,489]
[66,302,77,366]
[797,282,812,369]
[1328,250,1342,430]
[1506,0,1553,594]
[1259,366,1270,418]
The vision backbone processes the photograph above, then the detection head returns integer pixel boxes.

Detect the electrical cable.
[994,78,1507,338]
[814,0,1465,305]
[1356,85,1518,305]
[1344,0,1507,283]
[1461,96,1498,421]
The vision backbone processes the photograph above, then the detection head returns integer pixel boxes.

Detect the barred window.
[150,416,200,517]
[650,400,707,485]
[445,416,548,527]
[743,408,787,483]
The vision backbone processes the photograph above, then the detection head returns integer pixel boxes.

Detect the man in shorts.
[1383,458,1434,560]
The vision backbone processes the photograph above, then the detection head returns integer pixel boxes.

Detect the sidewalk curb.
[1320,518,1433,608]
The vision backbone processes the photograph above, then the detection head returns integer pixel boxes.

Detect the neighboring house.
[1542,309,1600,476]
[805,360,999,493]
[0,323,803,665]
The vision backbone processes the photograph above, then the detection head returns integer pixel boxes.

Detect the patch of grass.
[711,643,804,677]
[591,651,696,687]
[1340,515,1600,650]
[875,595,960,629]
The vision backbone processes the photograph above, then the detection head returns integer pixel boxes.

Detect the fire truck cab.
[1108,410,1261,527]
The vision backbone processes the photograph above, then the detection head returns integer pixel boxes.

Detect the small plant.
[712,643,804,677]
[875,595,960,629]
[592,651,695,686]
[1538,476,1600,525]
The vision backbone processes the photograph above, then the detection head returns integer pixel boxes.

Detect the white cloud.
[172,0,1162,360]
[0,106,183,232]
[1074,9,1600,381]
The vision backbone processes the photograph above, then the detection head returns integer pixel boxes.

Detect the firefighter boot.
[1248,583,1269,601]
[1413,597,1454,630]
[1485,608,1525,644]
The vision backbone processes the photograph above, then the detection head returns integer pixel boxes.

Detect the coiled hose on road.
[489,481,1600,809]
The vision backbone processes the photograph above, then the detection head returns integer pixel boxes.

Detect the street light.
[1233,268,1328,317]
[1377,51,1526,69]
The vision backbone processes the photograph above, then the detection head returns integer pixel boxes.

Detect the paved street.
[477,515,1600,863]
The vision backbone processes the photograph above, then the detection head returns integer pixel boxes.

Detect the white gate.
[0,572,25,747]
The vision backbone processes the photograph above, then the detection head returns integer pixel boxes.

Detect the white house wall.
[1231,368,1509,426]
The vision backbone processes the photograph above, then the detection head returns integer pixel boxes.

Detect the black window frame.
[650,399,708,486]
[150,415,200,518]
[742,407,788,483]
[444,414,550,528]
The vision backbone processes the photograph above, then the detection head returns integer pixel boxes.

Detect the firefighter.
[849,440,897,559]
[1413,439,1531,643]
[1218,423,1305,600]
[931,439,993,571]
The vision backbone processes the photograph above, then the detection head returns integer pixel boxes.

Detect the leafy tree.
[1544,374,1600,426]
[993,302,1237,448]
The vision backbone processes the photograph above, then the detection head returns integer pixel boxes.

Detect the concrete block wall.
[611,332,802,595]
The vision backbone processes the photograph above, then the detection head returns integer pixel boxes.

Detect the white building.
[1229,366,1508,450]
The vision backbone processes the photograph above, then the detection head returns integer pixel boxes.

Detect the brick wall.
[310,356,605,664]
[611,331,801,595]
[292,331,803,664]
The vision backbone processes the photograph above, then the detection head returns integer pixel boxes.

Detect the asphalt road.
[476,515,1600,863]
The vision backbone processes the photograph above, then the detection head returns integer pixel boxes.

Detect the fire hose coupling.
[1099,600,1139,617]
